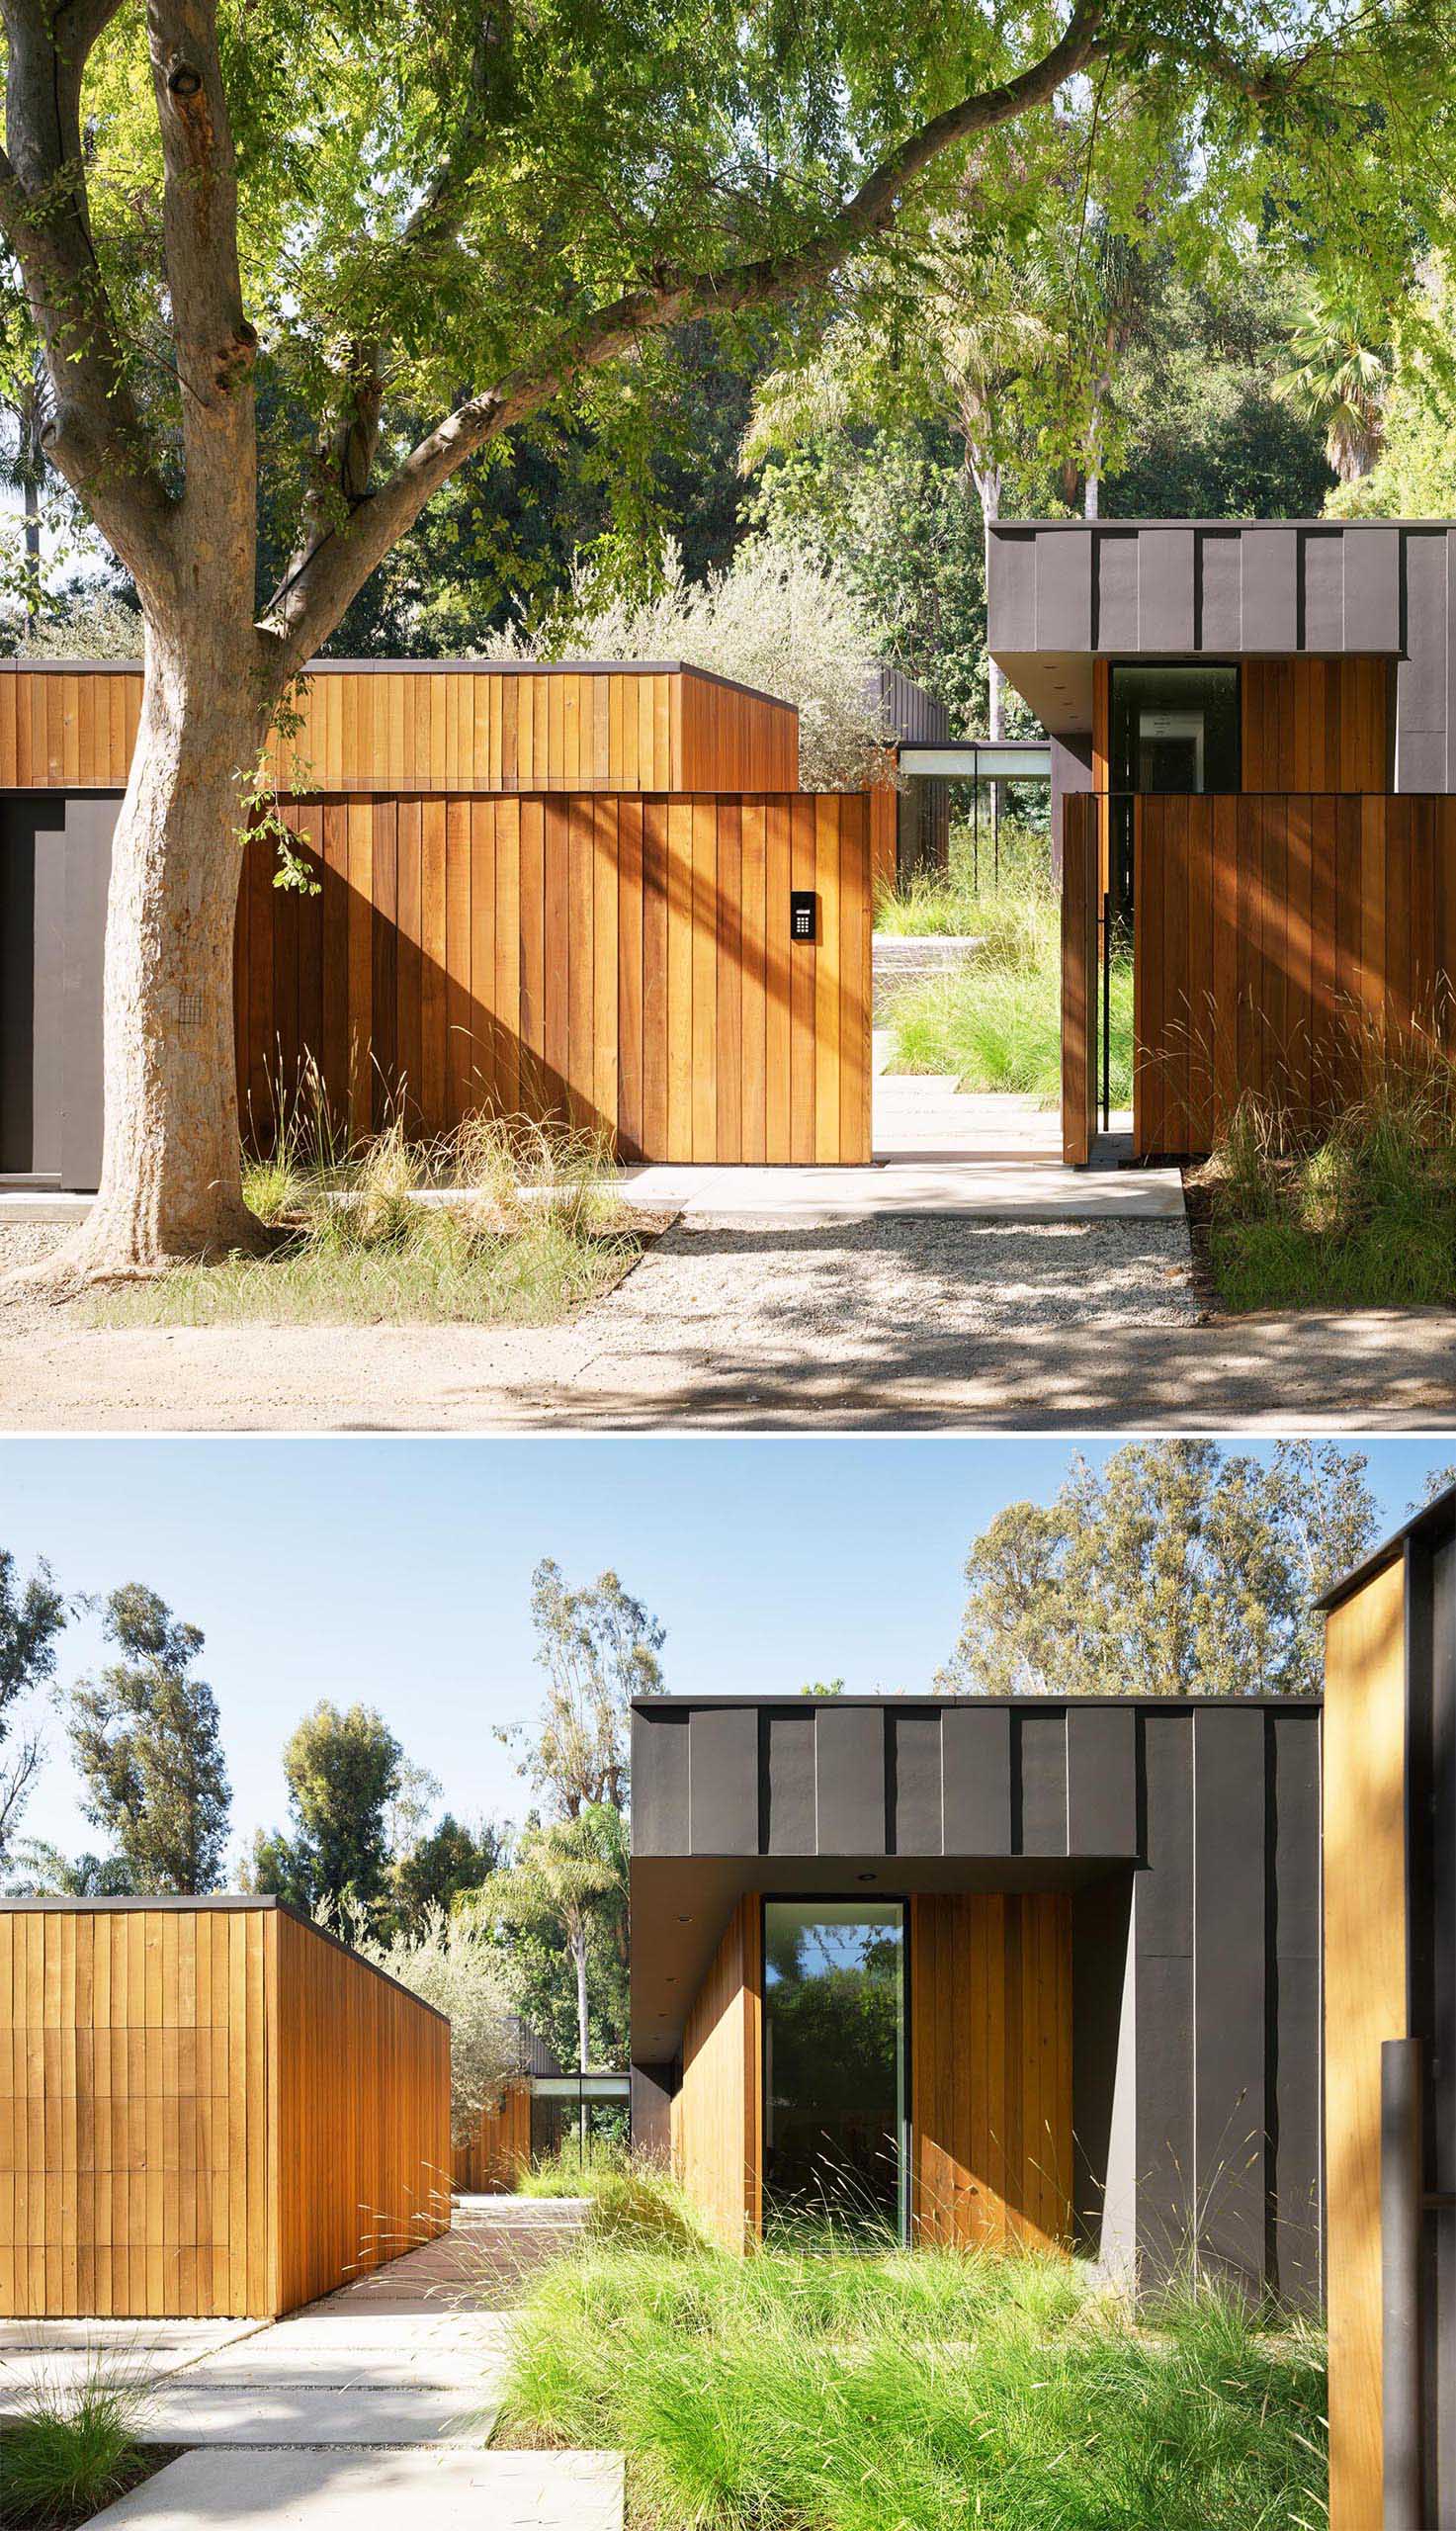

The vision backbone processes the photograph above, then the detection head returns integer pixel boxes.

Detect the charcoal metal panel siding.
[1037,528,1092,652]
[1017,1707,1068,1855]
[1095,531,1140,652]
[942,1705,1012,1855]
[1304,530,1346,653]
[1137,528,1195,652]
[890,1709,943,1854]
[688,1705,759,1854]
[763,1708,817,1855]
[1067,1706,1137,1854]
[1199,529,1243,651]
[633,1706,690,1854]
[1193,1706,1267,2285]
[1137,1711,1195,2278]
[991,532,1037,653]
[1400,529,1448,733]
[1270,1705,1324,2305]
[1344,524,1402,652]
[815,1703,886,1854]
[1242,527,1299,652]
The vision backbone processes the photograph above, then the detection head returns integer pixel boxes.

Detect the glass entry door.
[761,1898,907,2243]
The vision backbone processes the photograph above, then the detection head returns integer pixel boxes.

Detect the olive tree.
[0,0,1441,1281]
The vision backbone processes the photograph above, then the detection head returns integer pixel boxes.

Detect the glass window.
[762,1898,906,2243]
[1108,662,1241,796]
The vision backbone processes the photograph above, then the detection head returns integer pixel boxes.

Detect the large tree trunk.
[21,635,271,1287]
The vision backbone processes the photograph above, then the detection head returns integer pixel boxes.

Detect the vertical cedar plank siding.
[671,1897,762,2252]
[1064,790,1456,1158]
[0,1903,449,2320]
[1324,1558,1410,2531]
[454,2079,532,2192]
[236,793,873,1164]
[910,1893,1072,2253]
[0,665,798,795]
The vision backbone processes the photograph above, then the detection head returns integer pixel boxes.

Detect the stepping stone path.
[4,2196,621,2529]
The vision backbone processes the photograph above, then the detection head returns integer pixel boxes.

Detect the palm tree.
[1275,284,1391,484]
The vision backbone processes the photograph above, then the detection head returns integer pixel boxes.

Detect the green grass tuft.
[88,1100,645,1330]
[515,2144,708,2247]
[1,2364,159,2530]
[499,2238,1328,2531]
[885,873,1133,1108]
[1195,1034,1456,1311]
[874,814,1050,936]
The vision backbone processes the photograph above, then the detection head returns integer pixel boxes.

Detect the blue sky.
[2,1436,1449,1873]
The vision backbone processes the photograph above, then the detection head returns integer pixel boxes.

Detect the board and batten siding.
[0,1900,449,2321]
[0,663,798,796]
[454,2079,532,2193]
[910,1892,1072,2253]
[671,1897,762,2253]
[235,790,874,1165]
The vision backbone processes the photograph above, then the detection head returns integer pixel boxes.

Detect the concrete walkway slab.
[85,2447,625,2531]
[608,1157,1184,1221]
[0,2319,259,2354]
[132,2379,501,2445]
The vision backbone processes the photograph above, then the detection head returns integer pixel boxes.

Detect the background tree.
[0,1547,64,1868]
[1275,280,1393,485]
[506,1559,665,1818]
[937,1440,1380,1701]
[4,1839,135,1896]
[248,1700,403,1912]
[68,1586,230,1891]
[390,1812,506,1936]
[478,1805,626,2081]
[0,0,1439,1284]
[324,1896,518,2155]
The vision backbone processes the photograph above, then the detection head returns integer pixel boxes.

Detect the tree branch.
[0,0,176,585]
[267,3,1105,659]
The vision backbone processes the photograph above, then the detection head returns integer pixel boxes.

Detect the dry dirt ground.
[3,1215,1455,1431]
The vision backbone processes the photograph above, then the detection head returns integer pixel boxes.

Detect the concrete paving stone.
[0,2319,259,2354]
[84,2447,625,2531]
[131,2380,501,2445]
[0,2347,225,2400]
[175,2345,502,2390]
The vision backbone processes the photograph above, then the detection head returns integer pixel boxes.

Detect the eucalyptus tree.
[0,0,1445,1280]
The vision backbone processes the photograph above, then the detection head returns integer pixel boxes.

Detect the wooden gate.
[1060,795,1099,1164]
[234,789,874,1166]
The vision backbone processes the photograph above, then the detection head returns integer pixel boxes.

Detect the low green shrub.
[1197,1037,1456,1311]
[516,2144,706,2247]
[1,2365,160,2530]
[499,2239,1328,2531]
[875,813,1050,936]
[888,880,1134,1108]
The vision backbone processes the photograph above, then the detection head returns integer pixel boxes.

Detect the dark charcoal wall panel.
[1136,1711,1194,2280]
[1017,1708,1069,1855]
[1303,530,1345,654]
[763,1709,816,1856]
[1199,530,1243,651]
[1138,528,1195,652]
[1138,1713,1194,1953]
[1068,1706,1137,1854]
[688,1705,759,1854]
[1037,529,1092,653]
[815,1703,886,1854]
[1095,532,1140,652]
[1193,1707,1267,2286]
[891,1710,943,1855]
[1401,530,1448,733]
[942,1706,1012,1855]
[990,532,1037,653]
[1345,523,1402,653]
[633,1707,690,1855]
[1270,1707,1324,2307]
[1241,527,1299,652]
[1071,1871,1135,2261]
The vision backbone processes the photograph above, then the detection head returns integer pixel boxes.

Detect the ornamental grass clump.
[499,2238,1327,2531]
[1,2358,160,2530]
[888,871,1134,1107]
[1197,1020,1456,1310]
[90,1079,642,1329]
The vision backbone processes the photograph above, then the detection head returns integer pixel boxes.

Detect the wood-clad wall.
[272,1908,450,2316]
[910,1893,1072,2253]
[671,1898,762,2252]
[453,2079,531,2193]
[1089,655,1391,796]
[0,1902,450,2320]
[1242,657,1391,793]
[0,1905,272,2320]
[235,792,874,1165]
[1325,1558,1410,2531]
[1061,806,1098,1164]
[1128,792,1456,1158]
[0,666,798,796]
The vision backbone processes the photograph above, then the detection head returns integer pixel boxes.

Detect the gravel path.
[3,1214,1455,1429]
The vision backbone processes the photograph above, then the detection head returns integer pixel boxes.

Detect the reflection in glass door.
[761,1898,907,2243]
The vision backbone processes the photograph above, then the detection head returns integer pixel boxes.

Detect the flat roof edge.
[0,655,796,709]
[988,516,1456,533]
[633,1691,1322,1712]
